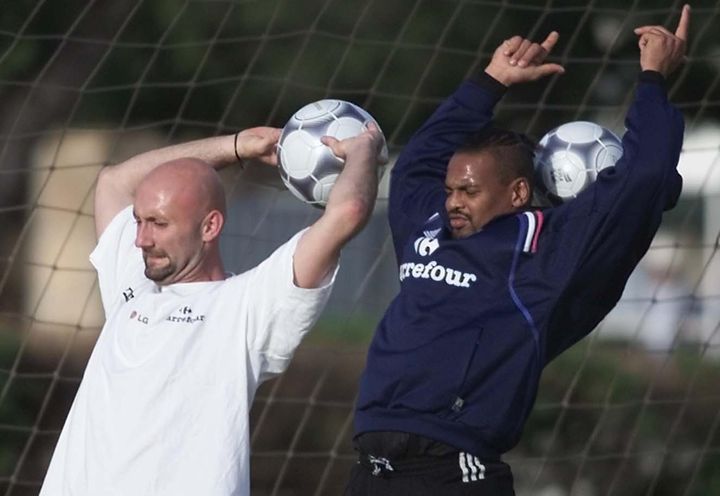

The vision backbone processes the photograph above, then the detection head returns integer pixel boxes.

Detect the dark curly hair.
[457,127,536,193]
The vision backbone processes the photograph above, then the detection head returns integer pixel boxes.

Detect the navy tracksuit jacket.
[354,71,684,461]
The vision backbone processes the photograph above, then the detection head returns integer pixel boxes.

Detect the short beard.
[143,254,175,283]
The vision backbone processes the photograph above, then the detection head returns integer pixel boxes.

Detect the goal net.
[1,1,719,495]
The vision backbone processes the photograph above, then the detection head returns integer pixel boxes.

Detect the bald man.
[40,125,386,496]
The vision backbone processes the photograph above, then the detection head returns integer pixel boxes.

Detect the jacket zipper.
[451,327,483,413]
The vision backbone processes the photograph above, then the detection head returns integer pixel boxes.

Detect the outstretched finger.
[534,63,565,80]
[540,31,560,54]
[675,4,691,40]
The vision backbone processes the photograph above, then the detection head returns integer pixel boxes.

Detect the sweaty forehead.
[133,182,174,217]
[446,151,500,186]
[135,174,196,216]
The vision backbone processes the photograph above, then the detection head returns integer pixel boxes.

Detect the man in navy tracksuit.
[347,6,690,495]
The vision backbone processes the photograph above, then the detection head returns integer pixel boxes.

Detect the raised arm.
[388,32,564,252]
[93,127,280,238]
[291,125,386,289]
[544,7,690,360]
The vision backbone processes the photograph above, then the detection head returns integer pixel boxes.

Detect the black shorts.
[345,432,515,496]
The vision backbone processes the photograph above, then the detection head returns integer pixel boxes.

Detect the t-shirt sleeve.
[89,206,144,316]
[235,228,338,381]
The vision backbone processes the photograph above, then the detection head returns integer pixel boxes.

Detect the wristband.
[234,131,244,169]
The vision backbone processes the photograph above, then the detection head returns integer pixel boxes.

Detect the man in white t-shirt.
[39,125,386,496]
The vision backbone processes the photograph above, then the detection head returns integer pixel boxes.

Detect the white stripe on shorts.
[459,452,486,482]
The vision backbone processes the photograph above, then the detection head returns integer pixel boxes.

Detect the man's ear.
[510,177,531,208]
[201,210,224,242]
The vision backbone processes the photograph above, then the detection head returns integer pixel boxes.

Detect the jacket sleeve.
[541,71,684,361]
[388,73,506,261]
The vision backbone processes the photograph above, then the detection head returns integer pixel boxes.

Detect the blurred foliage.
[516,340,720,495]
[0,0,717,146]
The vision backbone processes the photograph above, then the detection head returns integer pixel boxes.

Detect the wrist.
[484,66,512,87]
[233,132,245,169]
[476,71,510,96]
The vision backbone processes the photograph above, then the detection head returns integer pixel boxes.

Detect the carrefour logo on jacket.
[399,234,477,288]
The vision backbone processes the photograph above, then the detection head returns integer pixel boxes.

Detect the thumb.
[320,135,345,158]
[535,63,565,79]
[320,135,339,147]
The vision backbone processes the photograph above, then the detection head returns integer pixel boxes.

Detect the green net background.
[1,1,719,495]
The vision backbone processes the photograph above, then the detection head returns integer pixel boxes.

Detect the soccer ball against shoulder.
[533,121,623,206]
[277,99,388,207]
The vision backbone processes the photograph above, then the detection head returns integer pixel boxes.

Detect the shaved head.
[137,158,226,221]
[133,158,227,285]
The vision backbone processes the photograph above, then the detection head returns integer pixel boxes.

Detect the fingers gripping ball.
[278,99,388,208]
[533,121,623,205]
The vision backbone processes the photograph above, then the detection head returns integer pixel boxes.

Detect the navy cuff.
[472,72,508,98]
[639,70,667,88]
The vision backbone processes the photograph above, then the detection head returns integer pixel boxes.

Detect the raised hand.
[485,31,565,87]
[234,126,281,166]
[634,4,690,77]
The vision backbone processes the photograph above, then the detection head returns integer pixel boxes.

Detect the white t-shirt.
[40,206,336,496]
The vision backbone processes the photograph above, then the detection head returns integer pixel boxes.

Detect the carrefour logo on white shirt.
[128,307,206,325]
[403,234,477,288]
[166,306,205,324]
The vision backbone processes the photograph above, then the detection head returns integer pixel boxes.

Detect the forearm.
[393,74,504,179]
[93,134,237,237]
[325,152,378,239]
[292,141,380,289]
[616,72,683,192]
[100,135,237,200]
[388,73,504,236]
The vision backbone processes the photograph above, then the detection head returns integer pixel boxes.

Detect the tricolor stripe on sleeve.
[521,210,544,254]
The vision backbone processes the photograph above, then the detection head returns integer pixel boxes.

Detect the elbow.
[95,164,135,211]
[328,197,374,239]
[95,165,117,198]
[662,170,683,211]
[342,196,374,230]
[96,164,130,194]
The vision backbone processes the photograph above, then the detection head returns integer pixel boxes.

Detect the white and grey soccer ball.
[534,121,623,205]
[277,99,387,208]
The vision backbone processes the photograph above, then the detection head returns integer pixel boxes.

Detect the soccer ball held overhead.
[277,99,387,208]
[533,121,623,205]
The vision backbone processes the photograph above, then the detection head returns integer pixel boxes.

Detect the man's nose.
[135,223,153,248]
[447,190,462,210]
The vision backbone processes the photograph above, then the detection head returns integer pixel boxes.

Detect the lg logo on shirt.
[129,310,149,324]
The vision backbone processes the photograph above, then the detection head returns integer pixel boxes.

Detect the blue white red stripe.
[521,210,544,253]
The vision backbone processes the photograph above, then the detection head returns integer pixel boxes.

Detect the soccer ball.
[533,121,623,205]
[277,99,387,207]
